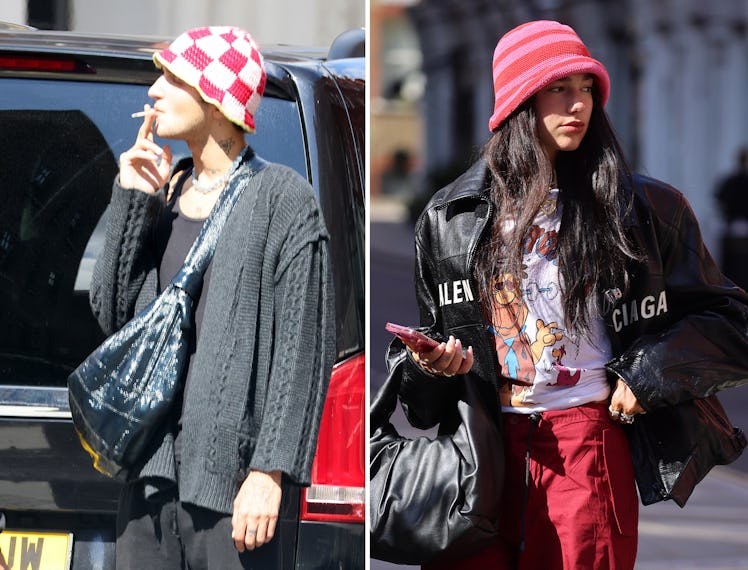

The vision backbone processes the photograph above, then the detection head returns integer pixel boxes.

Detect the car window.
[0,78,307,387]
[313,73,366,357]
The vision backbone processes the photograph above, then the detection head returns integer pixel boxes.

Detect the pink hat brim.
[488,55,610,132]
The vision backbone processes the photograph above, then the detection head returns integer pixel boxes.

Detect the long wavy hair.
[474,91,642,337]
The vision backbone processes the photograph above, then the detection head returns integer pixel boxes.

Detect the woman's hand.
[409,335,474,378]
[231,469,282,552]
[609,377,645,424]
[118,104,172,193]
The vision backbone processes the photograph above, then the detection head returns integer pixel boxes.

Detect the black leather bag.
[68,154,267,480]
[369,349,505,565]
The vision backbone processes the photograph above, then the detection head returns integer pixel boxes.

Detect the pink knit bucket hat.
[488,20,610,132]
[154,26,266,133]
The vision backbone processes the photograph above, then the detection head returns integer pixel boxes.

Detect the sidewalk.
[636,466,748,569]
[370,464,748,570]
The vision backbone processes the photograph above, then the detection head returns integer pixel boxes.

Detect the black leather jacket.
[395,160,748,507]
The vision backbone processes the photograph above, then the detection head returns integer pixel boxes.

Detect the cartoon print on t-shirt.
[551,344,582,386]
[489,270,563,406]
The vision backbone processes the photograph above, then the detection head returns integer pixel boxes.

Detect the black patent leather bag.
[68,155,267,480]
[370,348,505,565]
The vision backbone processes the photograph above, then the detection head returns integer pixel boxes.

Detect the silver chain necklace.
[191,147,247,195]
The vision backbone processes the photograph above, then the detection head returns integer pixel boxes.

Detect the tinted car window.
[312,70,366,358]
[0,78,307,388]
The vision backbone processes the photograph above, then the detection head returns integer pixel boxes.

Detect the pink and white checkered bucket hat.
[154,26,266,133]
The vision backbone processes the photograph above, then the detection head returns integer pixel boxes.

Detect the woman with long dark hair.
[393,20,748,569]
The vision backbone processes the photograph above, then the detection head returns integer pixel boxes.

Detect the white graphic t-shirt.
[490,189,612,412]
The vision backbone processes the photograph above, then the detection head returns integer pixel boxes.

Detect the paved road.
[370,200,748,569]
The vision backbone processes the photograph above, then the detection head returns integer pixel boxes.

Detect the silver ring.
[608,406,620,418]
[619,413,635,424]
[246,529,257,535]
[442,371,455,377]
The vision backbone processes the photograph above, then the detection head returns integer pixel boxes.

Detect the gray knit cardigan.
[89,157,336,514]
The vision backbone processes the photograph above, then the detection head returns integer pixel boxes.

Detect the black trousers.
[115,481,282,569]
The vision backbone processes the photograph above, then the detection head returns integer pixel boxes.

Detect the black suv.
[0,25,364,569]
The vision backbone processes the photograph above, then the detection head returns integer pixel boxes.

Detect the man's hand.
[119,104,172,193]
[231,469,282,552]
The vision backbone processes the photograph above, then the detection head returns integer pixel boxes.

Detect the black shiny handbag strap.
[172,153,268,298]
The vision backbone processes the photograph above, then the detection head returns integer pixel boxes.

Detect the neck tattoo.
[192,147,247,195]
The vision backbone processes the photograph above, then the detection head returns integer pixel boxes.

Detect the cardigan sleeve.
[248,201,336,485]
[89,178,164,335]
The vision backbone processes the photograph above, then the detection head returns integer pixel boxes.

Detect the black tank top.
[153,169,213,461]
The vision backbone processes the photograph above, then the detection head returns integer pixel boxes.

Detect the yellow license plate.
[0,530,72,570]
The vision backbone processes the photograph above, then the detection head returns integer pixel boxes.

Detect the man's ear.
[209,104,225,123]
[209,105,243,134]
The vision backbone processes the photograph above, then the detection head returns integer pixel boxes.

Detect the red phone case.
[385,322,439,353]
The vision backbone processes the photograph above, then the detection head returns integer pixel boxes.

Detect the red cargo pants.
[426,402,638,570]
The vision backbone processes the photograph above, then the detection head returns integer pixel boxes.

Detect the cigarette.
[131,111,147,118]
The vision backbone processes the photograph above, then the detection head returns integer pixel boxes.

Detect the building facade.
[375,0,748,258]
